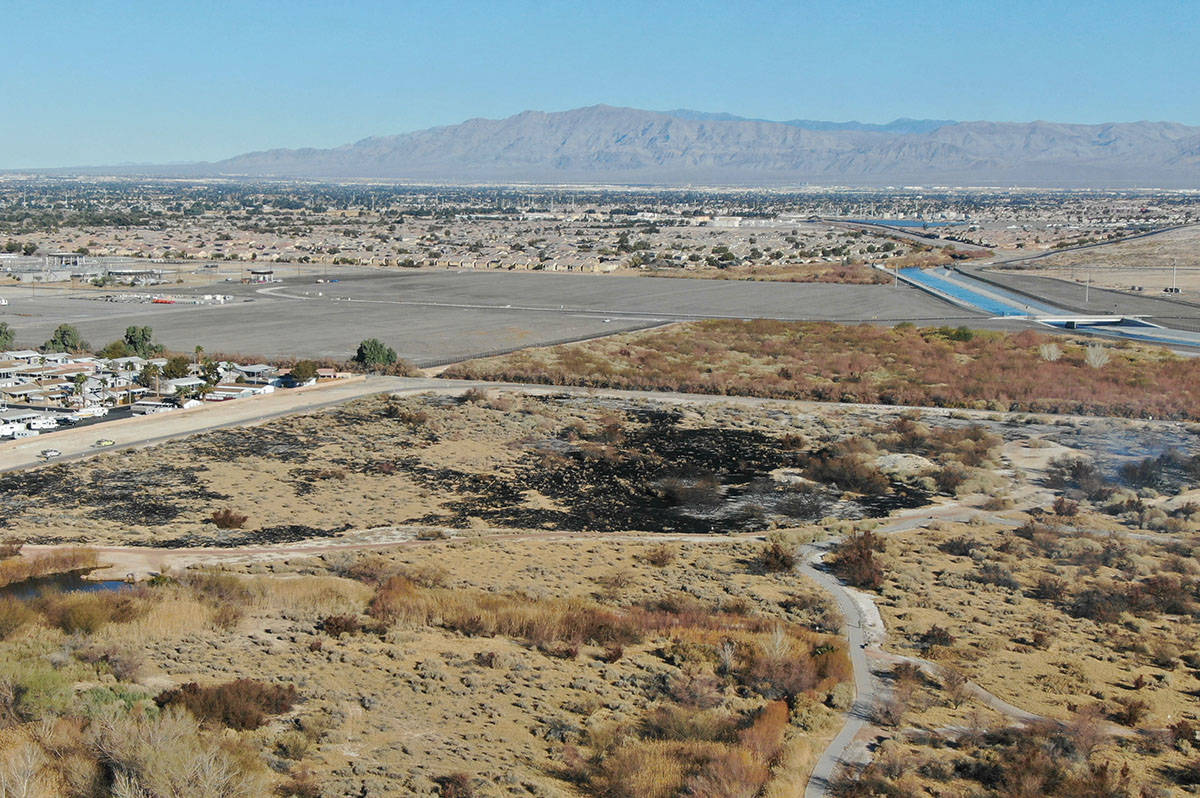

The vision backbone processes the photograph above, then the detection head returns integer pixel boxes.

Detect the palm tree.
[194,344,204,365]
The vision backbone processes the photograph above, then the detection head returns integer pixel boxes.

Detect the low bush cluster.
[155,678,298,731]
[445,320,1200,419]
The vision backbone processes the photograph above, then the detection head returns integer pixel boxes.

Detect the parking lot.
[0,269,975,365]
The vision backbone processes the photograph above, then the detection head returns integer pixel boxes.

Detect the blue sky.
[3,0,1197,167]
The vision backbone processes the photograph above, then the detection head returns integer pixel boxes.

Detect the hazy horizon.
[4,0,1198,169]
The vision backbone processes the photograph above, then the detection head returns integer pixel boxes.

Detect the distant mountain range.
[31,105,1200,188]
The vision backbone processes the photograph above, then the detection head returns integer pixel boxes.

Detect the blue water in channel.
[898,268,1036,316]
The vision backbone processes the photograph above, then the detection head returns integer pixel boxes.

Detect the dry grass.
[0,536,851,796]
[0,548,98,587]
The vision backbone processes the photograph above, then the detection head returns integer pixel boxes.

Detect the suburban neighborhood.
[0,340,350,441]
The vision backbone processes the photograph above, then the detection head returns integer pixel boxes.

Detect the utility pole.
[1173,258,1178,292]
[1085,272,1090,305]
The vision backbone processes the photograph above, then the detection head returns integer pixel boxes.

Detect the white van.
[10,428,38,439]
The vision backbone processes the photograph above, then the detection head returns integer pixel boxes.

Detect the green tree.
[162,356,191,380]
[353,338,397,368]
[73,372,88,397]
[123,326,161,358]
[43,324,88,353]
[137,362,162,392]
[0,322,13,350]
[21,243,37,256]
[290,360,319,382]
[201,358,221,386]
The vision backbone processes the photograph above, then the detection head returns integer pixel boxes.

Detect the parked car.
[93,439,115,448]
[40,449,62,459]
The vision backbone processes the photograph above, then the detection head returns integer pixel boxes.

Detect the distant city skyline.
[4,0,1198,168]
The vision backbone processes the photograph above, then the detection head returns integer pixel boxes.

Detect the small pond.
[0,569,130,600]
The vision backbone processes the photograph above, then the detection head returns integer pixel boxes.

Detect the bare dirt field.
[0,389,1005,548]
[0,269,974,364]
[999,224,1200,294]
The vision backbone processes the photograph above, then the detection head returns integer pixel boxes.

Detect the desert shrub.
[76,643,145,681]
[804,449,889,495]
[319,614,362,637]
[600,644,625,663]
[1031,575,1067,601]
[415,527,449,540]
[0,539,21,559]
[643,544,677,567]
[641,705,738,743]
[934,463,969,494]
[828,531,887,590]
[758,542,797,573]
[368,575,642,647]
[540,641,581,660]
[939,536,976,556]
[38,591,146,634]
[1045,456,1112,500]
[386,405,429,426]
[90,705,269,797]
[737,700,789,763]
[213,604,244,630]
[1052,496,1080,517]
[433,773,475,798]
[210,508,248,529]
[1069,586,1129,624]
[973,562,1020,590]
[1109,697,1150,727]
[685,746,770,798]
[940,667,971,709]
[339,554,394,584]
[179,570,255,607]
[155,679,298,730]
[459,388,488,404]
[778,432,807,450]
[0,597,35,639]
[917,625,955,650]
[667,666,725,709]
[277,770,322,798]
[274,730,312,760]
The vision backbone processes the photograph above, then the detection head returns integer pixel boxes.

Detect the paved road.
[0,376,409,473]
